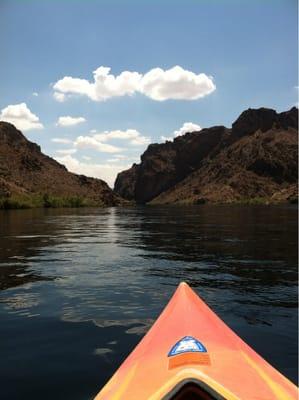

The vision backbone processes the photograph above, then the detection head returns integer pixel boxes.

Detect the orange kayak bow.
[94,282,297,399]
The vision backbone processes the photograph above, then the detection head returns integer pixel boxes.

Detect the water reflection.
[121,206,298,307]
[0,205,297,399]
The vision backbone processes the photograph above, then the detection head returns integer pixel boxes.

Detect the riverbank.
[0,194,102,209]
[0,194,297,209]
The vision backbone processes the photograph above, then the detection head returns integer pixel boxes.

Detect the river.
[0,205,297,399]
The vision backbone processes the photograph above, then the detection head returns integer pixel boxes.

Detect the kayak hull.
[94,282,297,399]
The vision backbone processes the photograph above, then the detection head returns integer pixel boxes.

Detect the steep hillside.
[114,107,298,204]
[0,122,124,208]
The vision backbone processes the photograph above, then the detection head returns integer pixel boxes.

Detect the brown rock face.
[231,107,298,138]
[114,163,140,201]
[0,122,124,206]
[114,107,298,204]
[115,125,230,203]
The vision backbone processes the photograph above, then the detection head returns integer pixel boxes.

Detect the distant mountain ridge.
[0,122,124,208]
[114,107,298,204]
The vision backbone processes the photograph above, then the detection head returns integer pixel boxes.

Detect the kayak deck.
[94,282,297,400]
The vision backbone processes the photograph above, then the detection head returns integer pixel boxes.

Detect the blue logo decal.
[168,336,207,357]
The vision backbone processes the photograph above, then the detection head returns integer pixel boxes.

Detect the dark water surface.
[0,205,297,399]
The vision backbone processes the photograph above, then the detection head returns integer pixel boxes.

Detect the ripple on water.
[0,205,297,399]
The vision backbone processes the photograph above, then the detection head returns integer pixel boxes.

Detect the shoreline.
[0,195,296,210]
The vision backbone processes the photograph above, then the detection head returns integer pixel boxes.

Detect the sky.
[0,0,298,187]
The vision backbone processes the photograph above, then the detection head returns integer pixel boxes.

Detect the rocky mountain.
[114,107,298,204]
[0,122,124,207]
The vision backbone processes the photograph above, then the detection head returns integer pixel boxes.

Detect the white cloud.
[111,154,129,160]
[0,103,44,131]
[56,116,86,127]
[74,129,150,153]
[53,92,66,102]
[32,92,38,97]
[54,77,94,99]
[130,135,151,146]
[173,122,201,137]
[140,66,215,101]
[113,154,131,161]
[161,121,201,142]
[56,148,77,155]
[51,137,72,144]
[54,154,130,187]
[92,128,150,146]
[92,66,142,100]
[53,67,141,102]
[160,135,172,142]
[107,154,139,163]
[82,155,91,161]
[107,158,123,163]
[74,135,122,153]
[93,129,140,142]
[53,65,216,102]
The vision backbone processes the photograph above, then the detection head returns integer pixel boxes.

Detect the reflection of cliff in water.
[0,209,67,290]
[119,205,298,305]
[0,205,297,306]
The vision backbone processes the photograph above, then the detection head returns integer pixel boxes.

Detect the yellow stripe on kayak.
[148,368,241,400]
[242,352,294,400]
[97,363,137,400]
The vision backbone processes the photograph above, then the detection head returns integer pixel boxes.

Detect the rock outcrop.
[114,107,298,204]
[0,122,124,207]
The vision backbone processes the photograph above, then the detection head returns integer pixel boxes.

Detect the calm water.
[0,205,297,399]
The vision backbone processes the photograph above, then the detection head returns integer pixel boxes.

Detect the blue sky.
[0,0,298,186]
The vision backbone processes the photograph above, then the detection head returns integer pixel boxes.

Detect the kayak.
[94,282,297,399]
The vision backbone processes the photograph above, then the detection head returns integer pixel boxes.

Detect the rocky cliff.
[114,107,298,204]
[0,122,124,207]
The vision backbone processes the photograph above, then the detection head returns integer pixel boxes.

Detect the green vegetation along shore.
[0,193,296,210]
[0,194,101,210]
